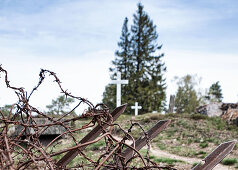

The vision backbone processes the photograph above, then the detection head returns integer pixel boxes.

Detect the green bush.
[157,143,166,150]
[150,114,164,120]
[192,162,199,168]
[194,151,207,158]
[190,114,207,120]
[199,142,208,148]
[221,158,238,165]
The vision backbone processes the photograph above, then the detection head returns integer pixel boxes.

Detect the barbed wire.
[0,65,175,170]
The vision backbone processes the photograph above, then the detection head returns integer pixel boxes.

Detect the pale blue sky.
[0,0,238,111]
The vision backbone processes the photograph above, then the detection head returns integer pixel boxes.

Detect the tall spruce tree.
[103,3,166,114]
[102,17,132,110]
[130,3,166,113]
[111,17,132,79]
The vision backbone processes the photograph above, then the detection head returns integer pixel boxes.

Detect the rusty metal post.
[122,120,171,162]
[56,104,127,168]
[102,120,171,169]
[192,140,237,170]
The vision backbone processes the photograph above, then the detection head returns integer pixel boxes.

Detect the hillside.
[113,113,238,169]
[51,112,238,169]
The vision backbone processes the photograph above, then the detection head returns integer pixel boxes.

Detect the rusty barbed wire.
[0,65,175,170]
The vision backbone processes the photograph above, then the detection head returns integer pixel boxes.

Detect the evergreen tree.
[103,3,166,114]
[103,17,132,110]
[130,3,166,113]
[208,81,223,102]
[111,17,132,79]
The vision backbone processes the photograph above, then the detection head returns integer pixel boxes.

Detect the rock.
[196,102,223,117]
[196,102,238,126]
[235,117,238,126]
[220,103,238,111]
[222,108,238,126]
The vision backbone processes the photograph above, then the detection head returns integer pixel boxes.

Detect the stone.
[196,102,238,126]
[196,102,223,117]
[168,95,175,113]
[222,108,238,126]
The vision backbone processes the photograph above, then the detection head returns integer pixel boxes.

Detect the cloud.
[0,0,238,109]
[0,0,135,60]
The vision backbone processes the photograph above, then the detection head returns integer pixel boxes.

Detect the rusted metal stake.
[122,120,171,162]
[102,119,171,169]
[56,104,127,168]
[192,140,237,170]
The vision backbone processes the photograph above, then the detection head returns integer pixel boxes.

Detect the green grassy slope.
[114,113,238,168]
[54,113,238,169]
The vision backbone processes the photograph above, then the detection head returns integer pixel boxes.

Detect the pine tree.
[103,3,166,114]
[111,17,132,79]
[130,3,166,113]
[208,81,223,102]
[103,17,132,110]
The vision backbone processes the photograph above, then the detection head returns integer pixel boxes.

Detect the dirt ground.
[150,146,234,170]
[115,136,235,170]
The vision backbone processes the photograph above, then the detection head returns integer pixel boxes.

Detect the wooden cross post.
[110,72,128,107]
[131,102,142,116]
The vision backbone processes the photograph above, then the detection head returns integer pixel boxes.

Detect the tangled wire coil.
[0,65,175,170]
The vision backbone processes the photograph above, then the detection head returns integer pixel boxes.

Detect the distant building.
[13,117,69,146]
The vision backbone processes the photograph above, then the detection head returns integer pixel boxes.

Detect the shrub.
[199,142,208,148]
[190,114,207,120]
[221,158,238,165]
[192,162,199,168]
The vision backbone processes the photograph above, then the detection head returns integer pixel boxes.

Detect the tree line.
[174,75,223,114]
[103,3,166,114]
[102,3,223,114]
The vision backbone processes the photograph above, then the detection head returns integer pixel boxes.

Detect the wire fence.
[0,65,176,170]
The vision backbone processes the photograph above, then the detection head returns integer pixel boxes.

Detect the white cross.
[110,72,128,107]
[131,102,142,116]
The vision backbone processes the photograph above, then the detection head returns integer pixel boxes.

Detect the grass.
[190,114,207,120]
[194,151,207,158]
[140,149,184,166]
[157,143,166,150]
[86,139,105,151]
[235,163,238,169]
[192,162,199,168]
[221,158,238,165]
[122,112,238,166]
[42,112,238,169]
[153,157,184,165]
[199,142,209,148]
